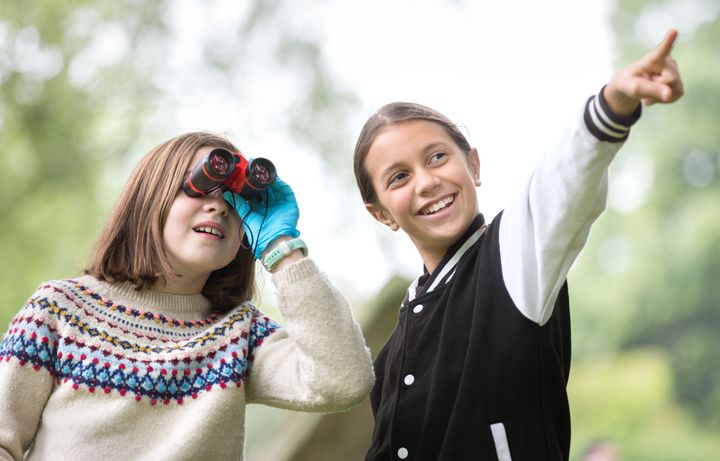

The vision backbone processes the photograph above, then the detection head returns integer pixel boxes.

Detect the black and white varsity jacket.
[366,90,642,461]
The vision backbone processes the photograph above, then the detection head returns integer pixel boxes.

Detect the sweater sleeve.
[245,258,374,412]
[499,89,641,326]
[0,287,58,460]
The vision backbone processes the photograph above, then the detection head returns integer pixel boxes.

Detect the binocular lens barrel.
[246,158,276,189]
[182,149,236,197]
[208,150,233,176]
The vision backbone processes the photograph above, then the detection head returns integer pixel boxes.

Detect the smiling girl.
[355,31,684,461]
[0,132,374,460]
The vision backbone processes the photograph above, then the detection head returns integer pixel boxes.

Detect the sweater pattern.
[0,279,279,405]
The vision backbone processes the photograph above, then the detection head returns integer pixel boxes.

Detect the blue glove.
[223,176,300,259]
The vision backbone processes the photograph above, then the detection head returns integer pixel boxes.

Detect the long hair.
[84,132,256,311]
[353,102,472,204]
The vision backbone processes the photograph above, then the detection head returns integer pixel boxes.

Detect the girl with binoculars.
[0,132,374,460]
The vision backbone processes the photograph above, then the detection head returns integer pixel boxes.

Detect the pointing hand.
[603,29,684,115]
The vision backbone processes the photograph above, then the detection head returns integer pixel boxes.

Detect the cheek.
[380,192,414,223]
[374,190,396,213]
[396,189,417,212]
[162,207,185,241]
[229,217,244,249]
[166,195,195,224]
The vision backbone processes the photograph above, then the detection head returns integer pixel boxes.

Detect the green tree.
[0,0,167,330]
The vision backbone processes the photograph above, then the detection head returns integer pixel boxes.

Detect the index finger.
[654,29,678,59]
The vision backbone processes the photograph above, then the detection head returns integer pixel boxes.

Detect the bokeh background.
[1,0,719,459]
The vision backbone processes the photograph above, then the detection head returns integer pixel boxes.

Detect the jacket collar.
[404,214,487,306]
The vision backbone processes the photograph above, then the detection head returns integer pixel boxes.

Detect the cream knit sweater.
[0,258,374,460]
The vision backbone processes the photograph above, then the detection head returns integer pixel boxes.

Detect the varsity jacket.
[366,90,641,461]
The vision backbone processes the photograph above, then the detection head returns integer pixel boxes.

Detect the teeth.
[195,226,224,238]
[421,195,454,215]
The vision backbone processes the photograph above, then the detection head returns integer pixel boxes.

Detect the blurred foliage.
[0,0,355,333]
[570,0,720,453]
[569,350,720,460]
[0,0,167,326]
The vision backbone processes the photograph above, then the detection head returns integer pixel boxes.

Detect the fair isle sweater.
[0,258,374,461]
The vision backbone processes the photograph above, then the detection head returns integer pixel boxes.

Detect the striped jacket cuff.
[583,85,641,142]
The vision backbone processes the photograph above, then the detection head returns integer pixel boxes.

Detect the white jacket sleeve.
[499,90,641,325]
[245,258,374,412]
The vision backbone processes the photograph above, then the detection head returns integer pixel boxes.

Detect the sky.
[158,0,619,305]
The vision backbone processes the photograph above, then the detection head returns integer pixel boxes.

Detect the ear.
[468,148,481,186]
[365,203,400,231]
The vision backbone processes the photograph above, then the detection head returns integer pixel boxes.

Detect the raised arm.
[224,177,374,410]
[499,29,684,326]
[245,258,374,411]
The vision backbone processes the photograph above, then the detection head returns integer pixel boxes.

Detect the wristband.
[261,237,308,271]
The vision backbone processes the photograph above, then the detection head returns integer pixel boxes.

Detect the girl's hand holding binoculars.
[223,177,300,259]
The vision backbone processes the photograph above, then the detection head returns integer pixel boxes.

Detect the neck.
[152,273,209,295]
[80,275,212,317]
[414,213,486,275]
[417,248,446,275]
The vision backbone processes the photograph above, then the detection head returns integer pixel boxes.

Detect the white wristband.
[261,238,307,271]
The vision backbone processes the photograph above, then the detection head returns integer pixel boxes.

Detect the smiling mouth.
[193,226,225,239]
[419,194,456,216]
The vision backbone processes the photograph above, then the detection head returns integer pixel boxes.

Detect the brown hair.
[353,102,472,204]
[85,132,256,311]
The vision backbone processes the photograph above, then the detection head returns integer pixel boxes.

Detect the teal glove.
[223,176,300,259]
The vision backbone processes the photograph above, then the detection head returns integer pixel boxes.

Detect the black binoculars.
[182,148,277,199]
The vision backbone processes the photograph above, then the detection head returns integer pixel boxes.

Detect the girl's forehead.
[369,120,455,157]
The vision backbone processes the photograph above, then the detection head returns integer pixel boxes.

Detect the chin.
[430,219,469,238]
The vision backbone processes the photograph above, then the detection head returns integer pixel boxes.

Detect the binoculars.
[182,148,276,199]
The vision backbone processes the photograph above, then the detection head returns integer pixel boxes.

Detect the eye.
[429,152,447,164]
[388,171,409,187]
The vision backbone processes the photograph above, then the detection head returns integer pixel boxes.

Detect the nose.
[415,168,440,195]
[204,188,230,216]
[208,187,224,198]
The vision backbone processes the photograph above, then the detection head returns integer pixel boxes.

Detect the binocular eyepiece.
[182,148,277,199]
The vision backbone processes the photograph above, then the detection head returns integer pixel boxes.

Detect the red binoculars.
[182,148,276,199]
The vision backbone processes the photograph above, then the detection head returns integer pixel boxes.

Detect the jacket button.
[397,447,409,459]
[404,374,415,385]
[412,304,424,314]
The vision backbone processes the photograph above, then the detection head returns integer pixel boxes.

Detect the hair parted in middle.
[353,101,472,205]
[84,131,256,312]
